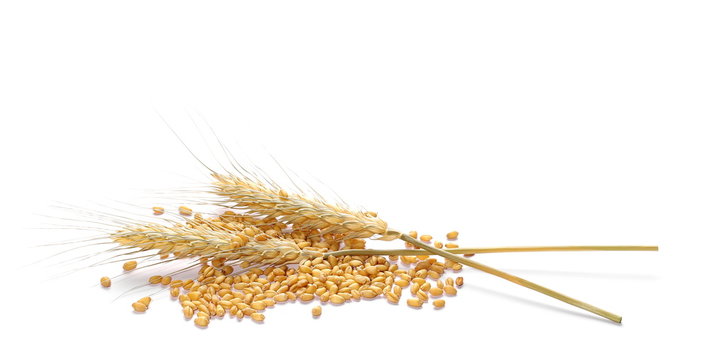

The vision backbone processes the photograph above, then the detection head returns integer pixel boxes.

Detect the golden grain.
[330,294,345,304]
[194,317,209,327]
[178,206,193,216]
[446,231,459,240]
[433,299,446,308]
[406,298,423,308]
[132,302,147,312]
[123,261,137,271]
[100,276,111,287]
[138,297,151,306]
[312,306,322,317]
[251,301,266,310]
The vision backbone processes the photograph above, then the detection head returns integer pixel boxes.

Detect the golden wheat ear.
[211,173,397,240]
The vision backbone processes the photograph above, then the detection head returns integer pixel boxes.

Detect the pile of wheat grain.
[104,206,464,327]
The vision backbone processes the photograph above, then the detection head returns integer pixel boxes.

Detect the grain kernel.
[443,285,457,296]
[408,231,418,239]
[251,301,266,310]
[410,282,420,295]
[361,290,377,299]
[354,275,369,284]
[161,276,172,285]
[433,299,446,308]
[455,277,464,287]
[194,316,209,327]
[183,306,194,318]
[132,302,147,312]
[251,313,265,322]
[429,287,444,297]
[406,298,423,308]
[312,305,322,317]
[100,276,111,288]
[123,261,137,271]
[434,241,443,249]
[152,206,164,215]
[445,243,459,249]
[138,297,151,306]
[330,294,346,304]
[446,231,459,240]
[420,234,433,242]
[395,279,409,288]
[148,275,162,284]
[178,206,193,216]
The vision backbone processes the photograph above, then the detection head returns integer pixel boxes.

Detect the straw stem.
[398,233,623,323]
[326,245,658,257]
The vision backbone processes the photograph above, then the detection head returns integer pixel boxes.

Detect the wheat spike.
[211,173,397,240]
[111,216,319,266]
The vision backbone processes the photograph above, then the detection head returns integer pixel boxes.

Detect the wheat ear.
[211,173,396,240]
[112,219,319,266]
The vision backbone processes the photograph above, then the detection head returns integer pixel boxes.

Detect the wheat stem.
[398,233,623,323]
[325,245,658,257]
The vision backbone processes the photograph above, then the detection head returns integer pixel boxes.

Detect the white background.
[1,1,707,359]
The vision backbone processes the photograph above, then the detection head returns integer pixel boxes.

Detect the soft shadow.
[499,268,658,281]
[465,284,623,326]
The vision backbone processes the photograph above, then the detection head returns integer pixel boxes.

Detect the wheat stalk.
[326,245,659,257]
